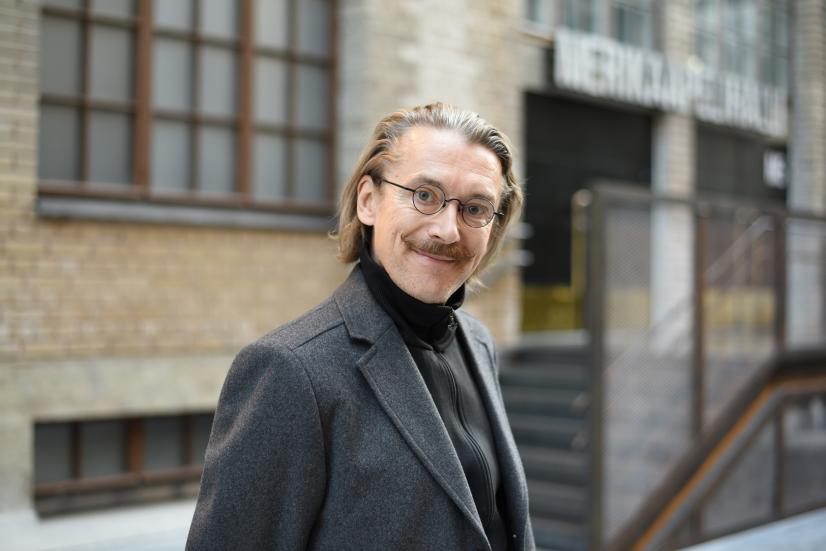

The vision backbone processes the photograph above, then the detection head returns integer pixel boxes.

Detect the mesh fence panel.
[593,192,817,543]
[702,208,778,427]
[601,199,694,540]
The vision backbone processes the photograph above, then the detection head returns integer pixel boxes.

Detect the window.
[560,0,601,33]
[612,0,655,49]
[556,0,654,47]
[694,0,788,89]
[38,0,335,213]
[34,413,214,514]
[525,0,555,29]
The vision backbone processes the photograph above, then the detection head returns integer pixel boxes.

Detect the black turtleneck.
[359,247,511,551]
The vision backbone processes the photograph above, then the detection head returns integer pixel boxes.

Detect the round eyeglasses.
[381,179,503,228]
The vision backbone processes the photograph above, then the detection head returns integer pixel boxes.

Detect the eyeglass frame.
[379,178,504,228]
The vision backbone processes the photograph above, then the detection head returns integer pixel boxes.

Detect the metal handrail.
[614,349,826,551]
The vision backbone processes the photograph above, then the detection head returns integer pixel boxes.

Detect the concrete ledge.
[38,196,335,233]
[15,354,234,420]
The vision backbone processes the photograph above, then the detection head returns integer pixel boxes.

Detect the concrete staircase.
[500,343,592,551]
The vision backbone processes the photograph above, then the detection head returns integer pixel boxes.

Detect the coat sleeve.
[186,341,326,550]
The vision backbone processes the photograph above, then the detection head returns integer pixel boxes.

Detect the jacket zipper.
[437,353,496,529]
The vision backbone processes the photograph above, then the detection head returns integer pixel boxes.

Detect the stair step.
[518,446,589,484]
[503,387,589,418]
[499,365,589,391]
[528,480,588,523]
[509,414,588,450]
[531,516,588,551]
[504,343,590,364]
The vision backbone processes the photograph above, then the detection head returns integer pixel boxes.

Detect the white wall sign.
[554,27,788,138]
[764,150,787,189]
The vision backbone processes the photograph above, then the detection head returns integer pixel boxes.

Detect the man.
[187,103,533,551]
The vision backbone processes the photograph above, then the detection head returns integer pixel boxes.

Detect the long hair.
[332,103,523,285]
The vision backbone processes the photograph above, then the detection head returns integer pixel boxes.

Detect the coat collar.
[333,265,393,344]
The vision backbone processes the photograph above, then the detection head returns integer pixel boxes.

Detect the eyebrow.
[407,175,497,204]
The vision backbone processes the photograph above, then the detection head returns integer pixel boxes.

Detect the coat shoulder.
[255,295,345,352]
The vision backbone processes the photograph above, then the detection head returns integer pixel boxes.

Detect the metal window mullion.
[191,0,202,193]
[183,415,195,466]
[237,0,253,199]
[285,0,298,199]
[80,0,92,185]
[134,0,153,194]
[127,418,145,474]
[70,421,81,479]
[326,0,338,204]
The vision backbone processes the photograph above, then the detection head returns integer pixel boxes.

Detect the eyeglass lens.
[411,183,495,228]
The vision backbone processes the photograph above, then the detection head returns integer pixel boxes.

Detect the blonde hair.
[332,103,522,284]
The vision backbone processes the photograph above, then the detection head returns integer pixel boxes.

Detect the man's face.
[356,126,502,304]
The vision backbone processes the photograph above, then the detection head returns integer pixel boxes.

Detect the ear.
[356,175,379,226]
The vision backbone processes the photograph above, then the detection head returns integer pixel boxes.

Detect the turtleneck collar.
[359,245,464,351]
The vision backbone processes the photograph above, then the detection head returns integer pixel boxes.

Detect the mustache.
[403,236,474,261]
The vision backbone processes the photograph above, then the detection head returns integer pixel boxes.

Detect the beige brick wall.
[790,0,826,215]
[3,221,348,361]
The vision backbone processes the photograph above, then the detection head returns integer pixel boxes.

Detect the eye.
[415,189,434,202]
[413,185,442,207]
[464,202,491,218]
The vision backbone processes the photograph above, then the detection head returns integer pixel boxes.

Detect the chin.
[409,282,457,305]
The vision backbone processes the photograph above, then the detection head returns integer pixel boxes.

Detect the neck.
[359,246,464,350]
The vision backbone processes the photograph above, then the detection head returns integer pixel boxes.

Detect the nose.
[427,201,461,243]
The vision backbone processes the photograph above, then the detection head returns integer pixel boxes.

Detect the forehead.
[390,126,503,199]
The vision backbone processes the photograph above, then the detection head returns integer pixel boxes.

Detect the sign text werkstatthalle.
[554,27,787,138]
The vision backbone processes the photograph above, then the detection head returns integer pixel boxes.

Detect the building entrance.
[522,93,652,330]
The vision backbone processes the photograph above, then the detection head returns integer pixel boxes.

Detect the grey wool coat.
[186,266,534,551]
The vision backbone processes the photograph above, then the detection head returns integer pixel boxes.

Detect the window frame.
[34,413,214,514]
[693,0,789,90]
[38,0,338,218]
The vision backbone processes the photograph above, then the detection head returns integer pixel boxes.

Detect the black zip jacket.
[360,247,510,551]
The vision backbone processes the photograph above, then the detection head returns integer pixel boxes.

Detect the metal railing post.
[587,189,606,551]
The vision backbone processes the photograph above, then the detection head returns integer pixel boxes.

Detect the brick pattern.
[653,0,695,197]
[787,0,826,363]
[1,0,41,512]
[3,221,350,361]
[790,0,826,215]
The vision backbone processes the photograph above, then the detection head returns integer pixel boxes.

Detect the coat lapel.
[459,318,531,544]
[334,268,486,539]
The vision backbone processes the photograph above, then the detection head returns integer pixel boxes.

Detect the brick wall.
[790,0,826,214]
[3,221,348,361]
